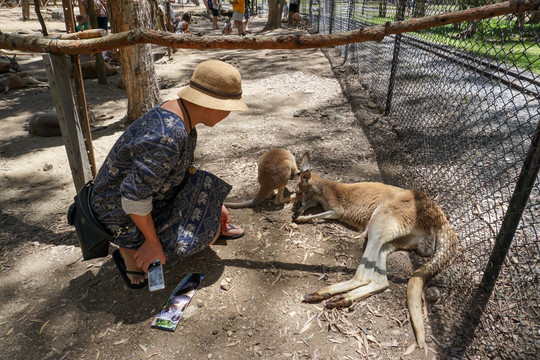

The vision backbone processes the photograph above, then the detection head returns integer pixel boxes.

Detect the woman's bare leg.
[209,225,221,246]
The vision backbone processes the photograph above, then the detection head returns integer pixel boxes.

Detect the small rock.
[228,314,236,321]
[197,300,204,308]
[43,163,53,171]
[367,101,378,109]
[227,330,233,337]
[381,340,399,347]
[425,287,441,302]
[220,278,231,291]
[293,109,308,117]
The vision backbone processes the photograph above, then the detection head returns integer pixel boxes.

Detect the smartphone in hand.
[148,260,165,292]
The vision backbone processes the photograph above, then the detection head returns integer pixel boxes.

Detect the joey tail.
[224,187,274,209]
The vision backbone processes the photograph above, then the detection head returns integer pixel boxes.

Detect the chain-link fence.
[303,0,539,358]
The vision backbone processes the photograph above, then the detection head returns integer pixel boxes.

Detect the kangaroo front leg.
[294,209,340,223]
[296,198,318,214]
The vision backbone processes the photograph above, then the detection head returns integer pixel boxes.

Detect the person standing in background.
[230,0,245,36]
[211,0,222,30]
[76,14,89,31]
[243,0,251,33]
[288,0,300,27]
[80,0,109,32]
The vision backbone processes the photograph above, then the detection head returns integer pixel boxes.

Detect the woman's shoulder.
[126,106,185,135]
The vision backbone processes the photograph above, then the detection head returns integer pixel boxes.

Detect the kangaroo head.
[293,152,316,214]
[10,55,19,72]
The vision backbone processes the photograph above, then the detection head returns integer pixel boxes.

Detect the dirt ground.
[1,4,446,360]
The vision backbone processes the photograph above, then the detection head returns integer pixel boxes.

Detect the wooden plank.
[42,53,93,192]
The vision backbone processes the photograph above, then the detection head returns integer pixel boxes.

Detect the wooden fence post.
[43,53,93,192]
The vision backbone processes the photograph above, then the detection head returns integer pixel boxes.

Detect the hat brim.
[177,84,248,112]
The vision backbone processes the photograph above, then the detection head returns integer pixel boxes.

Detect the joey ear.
[299,152,311,172]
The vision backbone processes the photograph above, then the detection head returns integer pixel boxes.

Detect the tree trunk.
[529,10,540,24]
[263,0,283,31]
[378,0,387,18]
[413,0,426,18]
[87,0,108,84]
[109,0,160,124]
[34,0,49,35]
[22,0,30,20]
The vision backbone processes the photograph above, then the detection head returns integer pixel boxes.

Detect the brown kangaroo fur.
[77,60,118,79]
[291,12,305,29]
[28,111,62,137]
[292,152,459,349]
[0,54,20,74]
[28,110,96,137]
[224,148,298,209]
[0,71,49,93]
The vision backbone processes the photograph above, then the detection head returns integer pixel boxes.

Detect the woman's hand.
[134,240,166,272]
[129,213,166,272]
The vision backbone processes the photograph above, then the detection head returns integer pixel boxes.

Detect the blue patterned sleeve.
[120,133,182,201]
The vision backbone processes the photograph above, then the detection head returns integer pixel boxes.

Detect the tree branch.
[0,0,538,54]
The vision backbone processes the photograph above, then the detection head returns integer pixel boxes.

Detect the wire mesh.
[306,0,540,358]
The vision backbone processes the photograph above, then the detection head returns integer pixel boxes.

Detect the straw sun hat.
[177,60,248,112]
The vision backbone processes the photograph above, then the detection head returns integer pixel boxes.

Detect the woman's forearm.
[129,213,160,244]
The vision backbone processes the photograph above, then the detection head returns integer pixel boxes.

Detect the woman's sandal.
[112,249,147,289]
[218,224,245,240]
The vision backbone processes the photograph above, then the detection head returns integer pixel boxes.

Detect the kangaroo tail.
[407,221,459,349]
[224,188,273,209]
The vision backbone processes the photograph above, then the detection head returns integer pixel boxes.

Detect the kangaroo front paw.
[293,215,309,223]
[325,297,353,309]
[303,292,330,302]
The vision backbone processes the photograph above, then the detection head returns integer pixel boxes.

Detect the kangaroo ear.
[300,169,312,184]
[300,152,311,172]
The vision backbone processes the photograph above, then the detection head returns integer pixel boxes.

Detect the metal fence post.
[476,119,540,311]
[343,0,356,63]
[317,0,320,33]
[384,0,406,116]
[329,0,335,34]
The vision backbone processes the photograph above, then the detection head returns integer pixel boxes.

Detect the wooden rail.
[1,0,538,54]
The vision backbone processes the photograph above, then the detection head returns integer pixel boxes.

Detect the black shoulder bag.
[67,180,129,260]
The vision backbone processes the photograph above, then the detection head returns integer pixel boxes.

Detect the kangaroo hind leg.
[274,186,295,204]
[325,242,397,308]
[304,211,410,307]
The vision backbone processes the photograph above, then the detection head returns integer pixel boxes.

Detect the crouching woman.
[90,60,246,288]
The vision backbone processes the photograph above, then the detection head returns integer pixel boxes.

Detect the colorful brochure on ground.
[151,273,204,332]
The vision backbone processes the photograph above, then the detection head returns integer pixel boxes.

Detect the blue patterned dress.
[90,105,232,256]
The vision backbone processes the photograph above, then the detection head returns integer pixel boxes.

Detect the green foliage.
[420,18,540,74]
[359,6,539,74]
